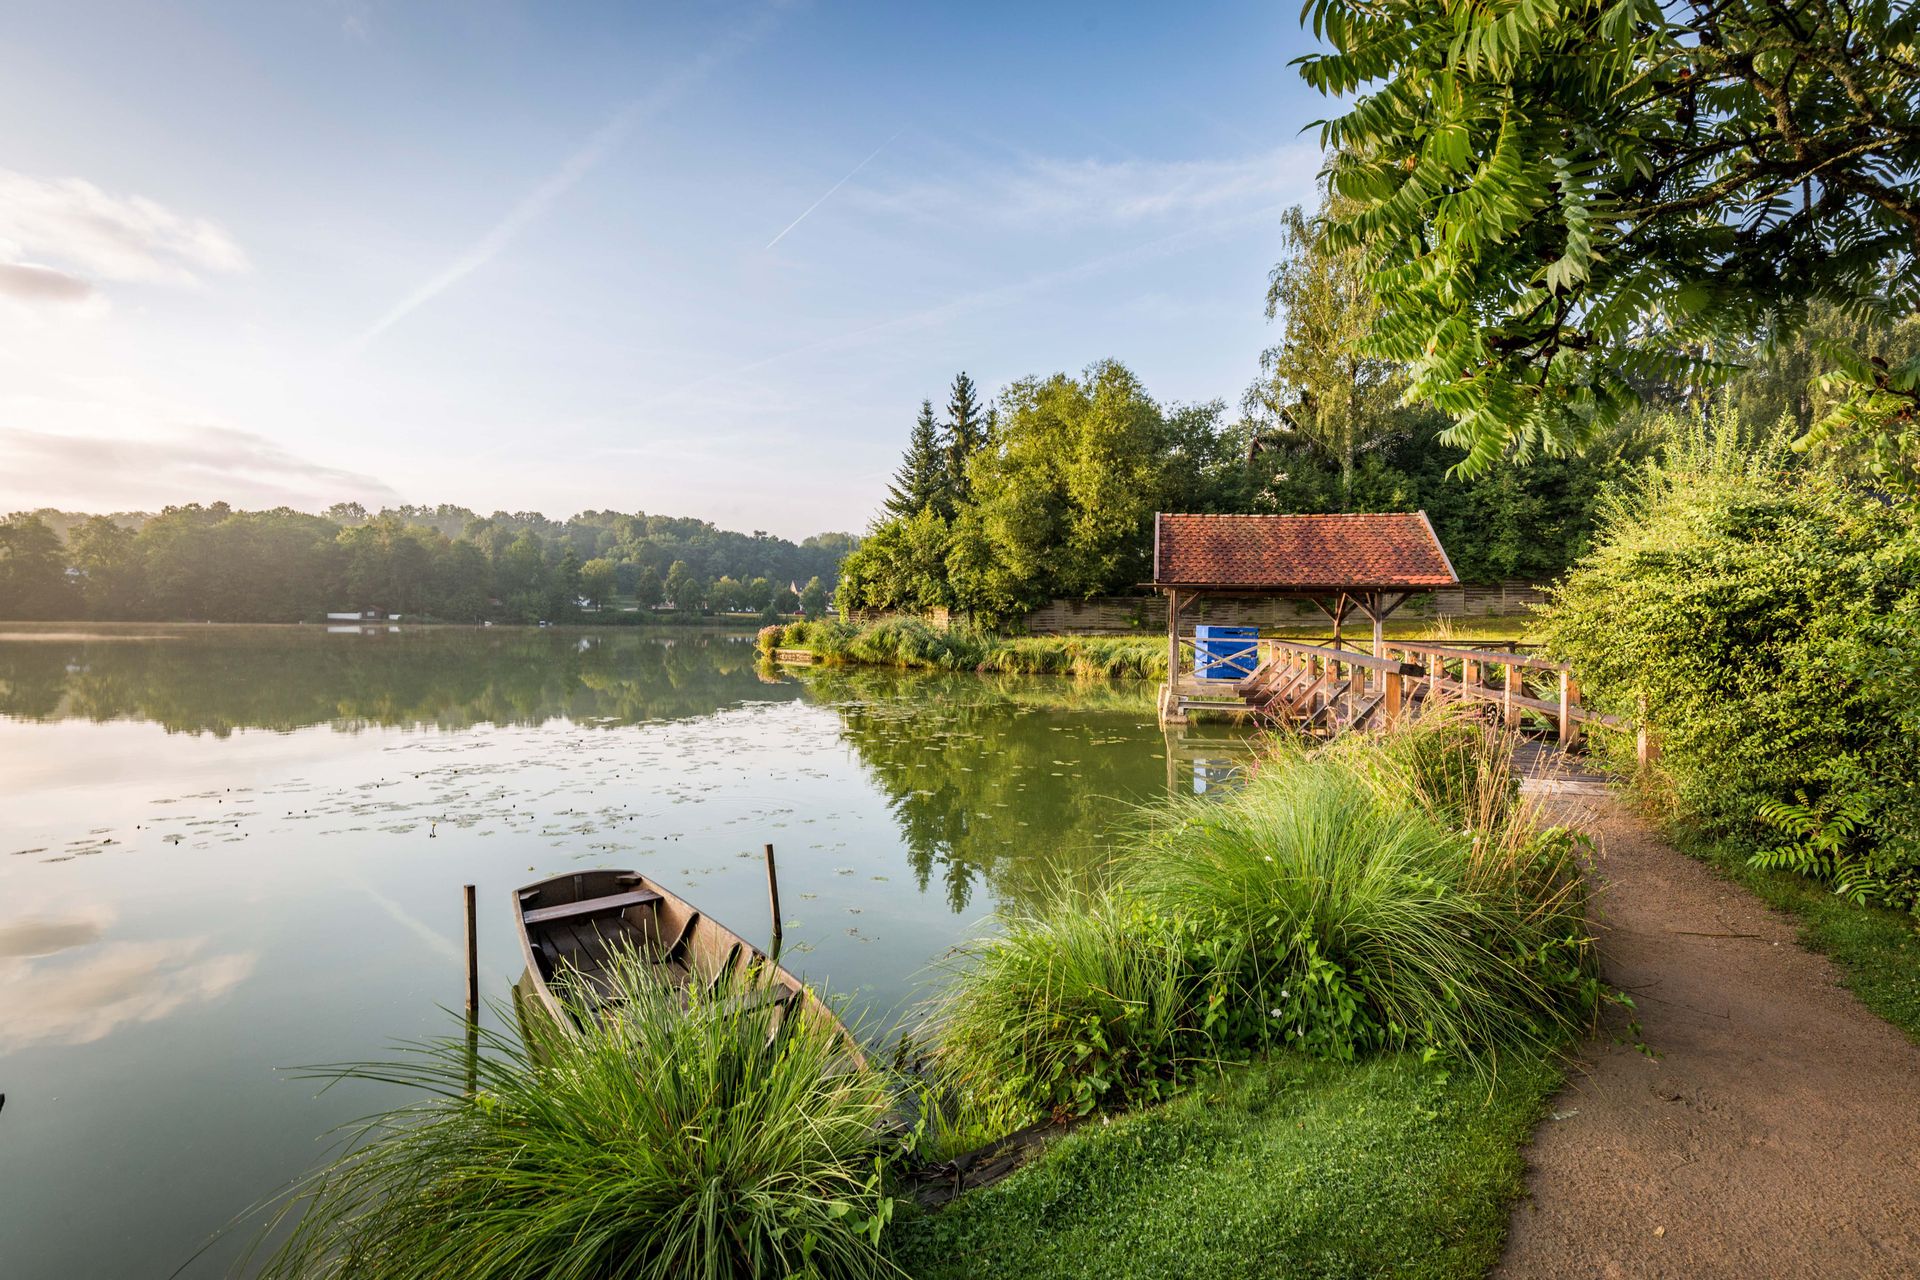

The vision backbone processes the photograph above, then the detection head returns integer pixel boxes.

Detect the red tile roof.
[1152,512,1457,590]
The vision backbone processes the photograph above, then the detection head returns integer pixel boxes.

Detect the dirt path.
[1497,798,1920,1278]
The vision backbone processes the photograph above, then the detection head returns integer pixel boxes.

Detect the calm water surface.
[0,624,1250,1278]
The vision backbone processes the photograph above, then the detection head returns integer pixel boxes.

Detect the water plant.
[250,958,898,1280]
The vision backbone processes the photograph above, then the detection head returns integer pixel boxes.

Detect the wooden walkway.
[1159,636,1655,765]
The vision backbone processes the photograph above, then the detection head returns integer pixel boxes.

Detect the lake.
[0,624,1251,1278]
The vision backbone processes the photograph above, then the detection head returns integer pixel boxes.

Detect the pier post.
[463,883,479,1019]
[765,843,784,953]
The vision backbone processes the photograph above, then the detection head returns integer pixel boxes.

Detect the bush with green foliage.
[924,716,1599,1124]
[1131,753,1595,1068]
[254,959,895,1280]
[925,890,1224,1122]
[1542,413,1920,913]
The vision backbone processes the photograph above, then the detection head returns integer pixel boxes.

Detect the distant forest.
[0,504,855,624]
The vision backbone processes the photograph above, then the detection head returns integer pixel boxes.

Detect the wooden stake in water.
[764,843,783,954]
[463,883,479,1018]
[463,883,480,1097]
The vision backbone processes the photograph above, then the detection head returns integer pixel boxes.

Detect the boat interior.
[517,869,795,1017]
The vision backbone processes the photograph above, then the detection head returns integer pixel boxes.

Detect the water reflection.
[798,667,1164,913]
[0,625,785,734]
[0,921,254,1050]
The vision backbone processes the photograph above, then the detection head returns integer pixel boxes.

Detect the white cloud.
[0,262,95,304]
[846,143,1322,230]
[0,168,248,297]
[0,424,402,512]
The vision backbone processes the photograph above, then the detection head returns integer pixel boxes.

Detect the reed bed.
[252,959,896,1280]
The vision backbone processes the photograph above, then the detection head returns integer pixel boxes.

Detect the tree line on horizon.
[0,504,851,624]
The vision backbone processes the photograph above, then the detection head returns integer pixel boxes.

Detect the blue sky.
[0,0,1330,539]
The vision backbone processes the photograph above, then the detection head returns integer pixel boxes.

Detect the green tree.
[548,547,584,621]
[578,557,618,610]
[1299,0,1920,477]
[708,575,744,613]
[494,533,549,622]
[634,563,665,610]
[966,361,1184,604]
[67,515,142,617]
[884,401,948,519]
[664,560,704,612]
[798,575,828,619]
[1245,199,1411,507]
[0,513,75,619]
[941,372,990,510]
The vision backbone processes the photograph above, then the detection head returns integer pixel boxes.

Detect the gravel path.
[1498,799,1920,1279]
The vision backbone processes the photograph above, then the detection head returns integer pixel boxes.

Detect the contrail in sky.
[351,5,783,351]
[764,129,904,250]
[640,200,1295,413]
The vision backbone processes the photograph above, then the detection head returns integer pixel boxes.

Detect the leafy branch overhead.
[1296,0,1920,479]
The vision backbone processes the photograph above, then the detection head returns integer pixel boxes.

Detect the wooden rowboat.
[510,868,859,1062]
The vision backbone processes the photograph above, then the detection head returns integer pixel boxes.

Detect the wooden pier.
[1158,634,1652,763]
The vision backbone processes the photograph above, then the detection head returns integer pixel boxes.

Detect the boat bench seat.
[523,888,662,927]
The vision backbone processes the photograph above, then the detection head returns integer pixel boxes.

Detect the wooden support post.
[1501,662,1519,727]
[462,883,479,1019]
[1557,672,1578,746]
[1384,670,1404,724]
[764,843,783,953]
[1463,656,1481,700]
[1166,588,1180,683]
[1428,651,1444,700]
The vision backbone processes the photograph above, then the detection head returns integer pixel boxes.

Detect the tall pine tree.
[940,372,989,510]
[884,400,947,518]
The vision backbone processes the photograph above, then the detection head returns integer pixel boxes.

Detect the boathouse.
[1150,512,1458,723]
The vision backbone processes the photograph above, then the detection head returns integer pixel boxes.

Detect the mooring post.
[764,843,783,953]
[463,883,479,1019]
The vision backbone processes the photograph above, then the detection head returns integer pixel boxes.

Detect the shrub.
[922,719,1598,1123]
[254,958,896,1280]
[925,889,1218,1122]
[1130,757,1596,1067]
[1541,411,1920,913]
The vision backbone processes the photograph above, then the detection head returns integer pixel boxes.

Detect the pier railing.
[1240,637,1650,757]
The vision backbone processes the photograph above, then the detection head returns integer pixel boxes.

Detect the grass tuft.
[252,955,898,1280]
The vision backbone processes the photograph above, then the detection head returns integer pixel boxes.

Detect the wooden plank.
[522,888,662,927]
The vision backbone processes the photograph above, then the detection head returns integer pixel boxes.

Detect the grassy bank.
[761,618,1167,679]
[894,1050,1560,1280]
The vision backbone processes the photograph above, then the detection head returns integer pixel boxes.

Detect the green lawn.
[1673,830,1920,1042]
[892,1051,1560,1280]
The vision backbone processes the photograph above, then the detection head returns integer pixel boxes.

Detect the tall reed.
[252,957,897,1280]
[924,888,1213,1122]
[1131,725,1596,1068]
